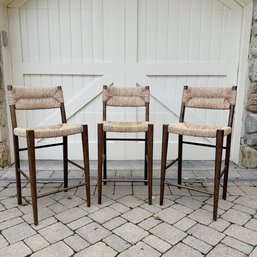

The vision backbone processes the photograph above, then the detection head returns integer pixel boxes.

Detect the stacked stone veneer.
[241,1,257,168]
[0,41,10,168]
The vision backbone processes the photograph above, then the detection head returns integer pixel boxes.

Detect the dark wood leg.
[63,136,68,191]
[103,131,107,185]
[213,129,224,221]
[144,132,148,185]
[160,125,169,205]
[81,125,91,207]
[13,135,22,205]
[222,134,231,200]
[178,135,183,188]
[147,124,153,205]
[26,130,38,226]
[98,124,103,204]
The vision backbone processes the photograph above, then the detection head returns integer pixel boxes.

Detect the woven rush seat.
[103,121,149,133]
[14,123,83,138]
[168,122,231,138]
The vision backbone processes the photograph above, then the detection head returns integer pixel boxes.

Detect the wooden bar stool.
[160,86,237,220]
[7,85,91,225]
[98,85,154,204]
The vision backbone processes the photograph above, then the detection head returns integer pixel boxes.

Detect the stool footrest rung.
[37,182,86,198]
[165,181,213,195]
[102,178,147,183]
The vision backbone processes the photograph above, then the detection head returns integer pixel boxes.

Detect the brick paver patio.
[0,160,257,256]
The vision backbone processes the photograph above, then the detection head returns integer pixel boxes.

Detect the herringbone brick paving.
[0,161,257,256]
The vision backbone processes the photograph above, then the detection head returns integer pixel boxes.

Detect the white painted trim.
[7,0,28,8]
[232,1,253,164]
[13,62,230,76]
[0,0,10,5]
[235,0,252,7]
[38,75,109,126]
[0,3,14,162]
[0,0,29,7]
[219,0,242,9]
[0,0,245,9]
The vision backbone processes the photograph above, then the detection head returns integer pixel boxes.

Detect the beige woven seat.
[160,86,237,221]
[98,85,154,205]
[103,121,149,133]
[14,123,83,138]
[7,85,91,225]
[168,122,231,138]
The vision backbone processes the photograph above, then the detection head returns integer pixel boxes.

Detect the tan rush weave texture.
[14,123,83,138]
[182,87,237,109]
[168,122,232,138]
[103,86,150,107]
[103,121,149,133]
[8,86,64,110]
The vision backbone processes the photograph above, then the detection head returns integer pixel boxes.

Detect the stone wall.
[241,0,257,168]
[0,36,10,168]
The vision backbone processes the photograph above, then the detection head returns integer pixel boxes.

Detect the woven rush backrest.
[182,86,237,110]
[103,86,150,107]
[8,86,64,110]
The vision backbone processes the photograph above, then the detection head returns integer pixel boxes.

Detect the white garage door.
[7,0,245,160]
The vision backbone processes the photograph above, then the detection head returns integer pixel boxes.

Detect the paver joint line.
[0,160,256,256]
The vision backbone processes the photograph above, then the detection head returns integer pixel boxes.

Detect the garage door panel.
[137,0,232,64]
[70,7,83,62]
[156,0,169,63]
[8,0,243,160]
[189,0,202,62]
[17,0,114,64]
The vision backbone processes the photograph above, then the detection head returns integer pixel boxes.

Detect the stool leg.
[26,130,38,226]
[98,124,103,204]
[63,136,68,190]
[13,135,22,205]
[82,125,91,207]
[144,132,148,185]
[147,124,153,205]
[103,131,107,185]
[213,129,224,221]
[160,125,169,205]
[222,134,231,200]
[178,135,183,188]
